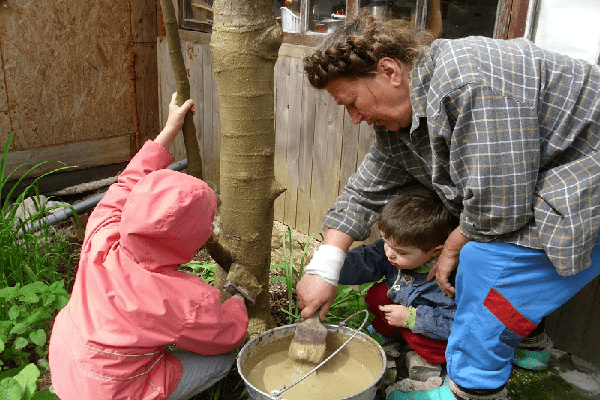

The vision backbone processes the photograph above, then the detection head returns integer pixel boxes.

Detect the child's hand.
[154,93,196,149]
[379,304,409,327]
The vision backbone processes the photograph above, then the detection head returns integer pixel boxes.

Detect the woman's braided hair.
[304,13,434,89]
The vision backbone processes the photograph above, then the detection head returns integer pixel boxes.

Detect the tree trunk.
[210,0,283,334]
[159,0,203,180]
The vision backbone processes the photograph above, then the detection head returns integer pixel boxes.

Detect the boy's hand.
[379,304,409,327]
[154,92,195,149]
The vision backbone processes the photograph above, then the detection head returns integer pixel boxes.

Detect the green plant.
[0,280,70,370]
[181,260,217,284]
[0,363,58,400]
[0,131,80,288]
[269,227,315,324]
[324,282,374,330]
[269,227,373,329]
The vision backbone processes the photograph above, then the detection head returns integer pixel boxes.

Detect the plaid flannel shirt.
[324,37,600,276]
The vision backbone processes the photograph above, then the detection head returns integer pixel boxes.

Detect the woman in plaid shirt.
[296,13,600,400]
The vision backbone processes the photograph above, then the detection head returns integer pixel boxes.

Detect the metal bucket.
[237,321,386,400]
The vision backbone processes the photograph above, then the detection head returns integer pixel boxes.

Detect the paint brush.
[288,313,328,364]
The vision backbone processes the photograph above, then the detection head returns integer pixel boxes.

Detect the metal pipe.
[19,159,188,235]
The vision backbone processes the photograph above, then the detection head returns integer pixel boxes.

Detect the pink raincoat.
[49,141,248,400]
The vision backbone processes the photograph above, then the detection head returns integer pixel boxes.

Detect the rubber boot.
[511,331,553,371]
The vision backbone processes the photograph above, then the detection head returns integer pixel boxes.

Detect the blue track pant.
[446,235,600,390]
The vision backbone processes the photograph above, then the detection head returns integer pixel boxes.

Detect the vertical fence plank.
[157,38,177,155]
[308,89,344,237]
[274,56,290,223]
[546,276,598,356]
[202,44,220,188]
[338,110,360,196]
[283,57,304,228]
[210,49,221,189]
[295,74,316,234]
[578,277,600,365]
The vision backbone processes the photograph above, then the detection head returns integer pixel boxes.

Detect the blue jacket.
[339,239,456,341]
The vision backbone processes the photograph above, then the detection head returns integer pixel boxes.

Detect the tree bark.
[159,0,203,179]
[210,0,284,334]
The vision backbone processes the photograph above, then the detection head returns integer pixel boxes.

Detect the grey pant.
[167,349,236,400]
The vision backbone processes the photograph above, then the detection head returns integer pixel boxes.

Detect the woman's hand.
[297,274,338,320]
[379,304,409,327]
[429,251,459,297]
[427,227,469,297]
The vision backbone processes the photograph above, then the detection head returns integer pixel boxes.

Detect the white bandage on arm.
[304,244,346,286]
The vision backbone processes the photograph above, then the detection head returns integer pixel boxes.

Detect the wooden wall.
[0,0,159,184]
[159,37,600,367]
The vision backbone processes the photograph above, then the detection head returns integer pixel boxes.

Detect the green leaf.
[17,287,39,304]
[42,294,56,307]
[8,305,20,321]
[14,363,40,398]
[0,285,19,301]
[0,377,24,400]
[13,336,28,350]
[29,329,46,346]
[32,390,60,400]
[0,337,4,353]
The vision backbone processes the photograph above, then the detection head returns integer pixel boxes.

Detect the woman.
[296,14,600,400]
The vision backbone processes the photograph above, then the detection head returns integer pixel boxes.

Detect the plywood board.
[135,42,160,148]
[0,0,135,151]
[0,53,9,144]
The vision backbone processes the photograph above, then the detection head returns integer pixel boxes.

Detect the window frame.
[178,0,213,32]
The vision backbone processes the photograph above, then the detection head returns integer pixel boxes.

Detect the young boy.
[338,185,459,373]
[49,93,258,400]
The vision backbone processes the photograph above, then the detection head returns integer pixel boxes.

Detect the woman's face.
[324,59,412,131]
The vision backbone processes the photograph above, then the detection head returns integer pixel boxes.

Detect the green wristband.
[404,306,417,329]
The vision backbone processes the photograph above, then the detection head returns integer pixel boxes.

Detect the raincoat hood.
[120,169,216,270]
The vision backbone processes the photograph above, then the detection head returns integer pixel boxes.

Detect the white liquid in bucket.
[242,332,382,400]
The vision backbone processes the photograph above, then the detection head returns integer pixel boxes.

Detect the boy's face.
[381,233,439,270]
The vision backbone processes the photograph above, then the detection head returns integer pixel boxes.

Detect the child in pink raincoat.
[49,93,250,400]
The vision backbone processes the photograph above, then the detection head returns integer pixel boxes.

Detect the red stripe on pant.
[365,281,448,364]
[483,288,536,337]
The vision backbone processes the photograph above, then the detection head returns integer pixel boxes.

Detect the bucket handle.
[269,309,370,400]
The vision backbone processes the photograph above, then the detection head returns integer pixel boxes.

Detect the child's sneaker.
[511,348,551,371]
[367,325,395,345]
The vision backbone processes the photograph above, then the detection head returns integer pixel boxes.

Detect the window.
[179,0,213,32]
[178,0,501,42]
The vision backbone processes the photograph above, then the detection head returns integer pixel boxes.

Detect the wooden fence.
[157,37,600,367]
